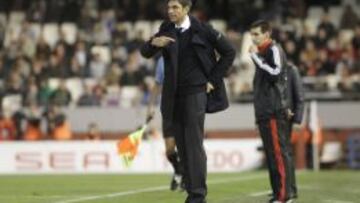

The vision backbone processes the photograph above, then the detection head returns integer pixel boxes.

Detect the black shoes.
[170,174,183,191]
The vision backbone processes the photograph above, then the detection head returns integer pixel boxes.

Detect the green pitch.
[0,170,359,203]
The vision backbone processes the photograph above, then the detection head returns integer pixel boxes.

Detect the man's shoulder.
[159,20,174,32]
[190,16,222,42]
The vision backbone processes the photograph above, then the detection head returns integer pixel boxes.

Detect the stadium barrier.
[0,139,263,174]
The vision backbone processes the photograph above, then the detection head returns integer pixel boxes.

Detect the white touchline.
[323,200,354,203]
[248,185,314,197]
[53,174,266,203]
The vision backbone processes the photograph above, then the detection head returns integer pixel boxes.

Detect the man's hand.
[287,109,294,120]
[151,36,175,47]
[249,45,258,53]
[206,82,215,93]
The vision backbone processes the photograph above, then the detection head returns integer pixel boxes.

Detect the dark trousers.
[258,115,292,201]
[173,91,207,203]
[287,123,298,198]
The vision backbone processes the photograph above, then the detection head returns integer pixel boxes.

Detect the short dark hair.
[250,20,272,33]
[167,0,193,9]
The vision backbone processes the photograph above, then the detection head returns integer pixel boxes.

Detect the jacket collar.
[175,15,191,32]
[257,39,273,54]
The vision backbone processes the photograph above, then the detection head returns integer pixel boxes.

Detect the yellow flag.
[117,124,147,167]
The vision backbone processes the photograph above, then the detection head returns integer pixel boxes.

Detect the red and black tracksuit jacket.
[251,41,293,202]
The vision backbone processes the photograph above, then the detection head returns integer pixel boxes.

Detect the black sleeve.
[140,22,168,59]
[205,24,236,82]
[291,66,305,124]
[250,46,282,82]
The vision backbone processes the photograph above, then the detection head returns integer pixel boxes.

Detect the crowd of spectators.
[0,0,359,140]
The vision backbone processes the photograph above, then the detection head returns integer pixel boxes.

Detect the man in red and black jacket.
[249,20,295,203]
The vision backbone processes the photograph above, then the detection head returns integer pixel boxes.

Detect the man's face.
[167,0,189,24]
[250,27,269,46]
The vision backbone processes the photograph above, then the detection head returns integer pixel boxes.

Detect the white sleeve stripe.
[250,46,282,75]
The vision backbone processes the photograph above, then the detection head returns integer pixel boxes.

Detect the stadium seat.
[152,20,163,35]
[3,23,22,47]
[307,7,324,20]
[120,86,141,108]
[8,11,25,25]
[42,23,60,48]
[2,94,22,114]
[209,19,227,34]
[29,23,42,41]
[104,85,121,106]
[341,0,357,6]
[84,78,99,89]
[0,13,7,27]
[60,23,78,45]
[338,29,355,44]
[66,78,84,103]
[133,21,152,41]
[329,6,344,28]
[117,21,133,40]
[304,18,319,36]
[48,78,61,90]
[91,45,111,64]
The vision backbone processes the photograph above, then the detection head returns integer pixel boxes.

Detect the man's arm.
[205,25,236,83]
[250,45,282,81]
[291,66,305,124]
[140,23,175,58]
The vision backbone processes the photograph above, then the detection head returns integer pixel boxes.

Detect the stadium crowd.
[0,0,359,140]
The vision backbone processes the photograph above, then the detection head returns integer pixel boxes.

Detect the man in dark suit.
[140,0,235,202]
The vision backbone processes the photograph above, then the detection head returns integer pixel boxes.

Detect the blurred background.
[0,0,359,174]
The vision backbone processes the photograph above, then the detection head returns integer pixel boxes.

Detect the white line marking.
[323,200,354,203]
[53,174,266,203]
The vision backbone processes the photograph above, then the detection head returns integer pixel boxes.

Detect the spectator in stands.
[46,53,68,78]
[92,79,107,106]
[14,56,32,80]
[120,51,144,87]
[104,62,122,86]
[23,78,39,106]
[26,0,47,23]
[50,79,72,106]
[68,56,85,78]
[73,41,88,72]
[317,13,336,39]
[44,104,72,140]
[0,108,17,141]
[340,5,359,30]
[77,84,101,106]
[5,71,24,95]
[314,28,328,49]
[23,103,43,140]
[0,56,6,79]
[38,79,53,106]
[317,49,336,75]
[35,35,51,60]
[85,122,101,140]
[352,23,360,59]
[89,53,107,79]
[284,39,299,64]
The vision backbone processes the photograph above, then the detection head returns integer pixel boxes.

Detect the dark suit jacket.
[140,16,235,121]
[287,63,305,124]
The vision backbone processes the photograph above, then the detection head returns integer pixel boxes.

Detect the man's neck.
[175,15,188,27]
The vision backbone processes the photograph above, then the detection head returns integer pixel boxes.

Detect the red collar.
[257,39,272,53]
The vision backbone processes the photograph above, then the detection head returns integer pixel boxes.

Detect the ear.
[184,6,190,13]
